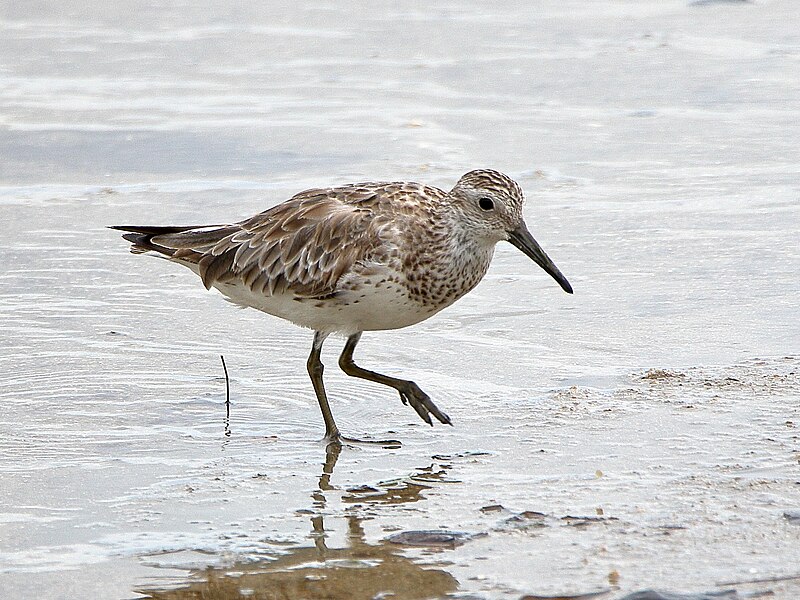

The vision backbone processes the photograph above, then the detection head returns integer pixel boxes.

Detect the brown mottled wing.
[153,185,392,298]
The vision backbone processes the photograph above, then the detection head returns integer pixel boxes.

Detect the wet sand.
[1,1,799,599]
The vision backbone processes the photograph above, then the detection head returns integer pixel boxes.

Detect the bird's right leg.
[338,333,452,426]
[307,331,340,443]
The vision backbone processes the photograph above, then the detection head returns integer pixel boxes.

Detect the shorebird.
[112,169,572,444]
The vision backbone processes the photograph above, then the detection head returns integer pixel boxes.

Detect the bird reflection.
[311,441,341,509]
[139,443,458,600]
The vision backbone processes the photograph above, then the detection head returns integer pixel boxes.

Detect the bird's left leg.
[307,331,341,444]
[338,332,452,426]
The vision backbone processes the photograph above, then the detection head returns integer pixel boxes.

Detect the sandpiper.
[112,169,572,444]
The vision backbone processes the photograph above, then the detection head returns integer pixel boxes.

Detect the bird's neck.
[396,209,496,310]
[446,226,496,285]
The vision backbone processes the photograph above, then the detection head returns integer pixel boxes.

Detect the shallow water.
[1,1,799,599]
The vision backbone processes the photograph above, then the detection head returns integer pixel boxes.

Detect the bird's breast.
[397,238,495,310]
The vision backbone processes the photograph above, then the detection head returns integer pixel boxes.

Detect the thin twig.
[220,354,230,419]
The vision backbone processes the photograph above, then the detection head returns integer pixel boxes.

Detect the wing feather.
[155,187,397,297]
[127,181,444,298]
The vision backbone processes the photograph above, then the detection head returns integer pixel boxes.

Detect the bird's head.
[449,169,573,294]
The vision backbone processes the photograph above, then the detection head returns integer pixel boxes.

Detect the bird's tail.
[109,225,206,256]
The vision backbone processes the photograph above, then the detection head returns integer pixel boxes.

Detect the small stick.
[220,354,230,419]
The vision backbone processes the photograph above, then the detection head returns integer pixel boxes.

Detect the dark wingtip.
[120,232,144,244]
[111,226,180,257]
[109,225,199,234]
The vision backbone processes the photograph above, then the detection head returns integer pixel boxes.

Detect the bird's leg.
[338,333,452,426]
[307,332,401,448]
[307,331,341,443]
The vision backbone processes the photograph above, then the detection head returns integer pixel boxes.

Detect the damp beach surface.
[1,1,799,599]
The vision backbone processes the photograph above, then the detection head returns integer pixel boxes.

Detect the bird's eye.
[478,197,494,211]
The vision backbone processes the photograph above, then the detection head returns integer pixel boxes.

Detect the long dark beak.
[507,223,573,294]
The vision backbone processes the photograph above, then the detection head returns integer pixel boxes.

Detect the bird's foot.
[397,381,452,426]
[323,431,401,449]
